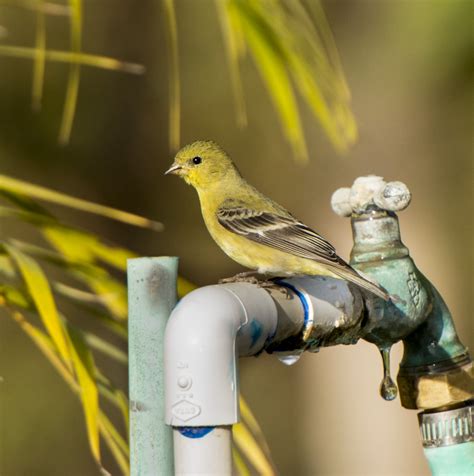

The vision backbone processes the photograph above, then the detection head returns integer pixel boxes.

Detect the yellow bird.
[165,140,389,301]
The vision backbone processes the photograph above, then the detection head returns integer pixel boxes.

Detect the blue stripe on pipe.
[249,319,263,347]
[178,426,215,439]
[277,281,310,327]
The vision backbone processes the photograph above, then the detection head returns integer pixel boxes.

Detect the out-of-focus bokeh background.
[0,0,472,475]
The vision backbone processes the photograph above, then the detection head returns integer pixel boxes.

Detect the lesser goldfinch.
[165,140,389,301]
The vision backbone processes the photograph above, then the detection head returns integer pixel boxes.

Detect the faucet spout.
[332,176,473,409]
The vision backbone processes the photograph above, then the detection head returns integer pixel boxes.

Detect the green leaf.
[233,421,276,476]
[8,240,128,319]
[229,0,307,160]
[0,1,71,15]
[58,0,82,144]
[239,396,273,457]
[53,284,128,339]
[4,243,72,367]
[232,447,251,476]
[177,276,197,297]
[0,283,32,309]
[3,307,78,390]
[4,307,117,474]
[0,174,162,230]
[233,395,275,475]
[43,225,136,270]
[79,272,128,319]
[0,45,145,73]
[67,325,100,463]
[221,0,357,159]
[97,381,129,436]
[0,254,17,279]
[99,412,130,475]
[32,2,46,111]
[0,204,56,226]
[162,0,181,151]
[83,332,127,364]
[215,0,247,127]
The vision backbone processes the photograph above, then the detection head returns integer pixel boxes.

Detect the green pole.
[424,442,474,475]
[128,257,178,476]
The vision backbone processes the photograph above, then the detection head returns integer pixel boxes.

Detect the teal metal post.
[424,443,474,475]
[128,257,178,476]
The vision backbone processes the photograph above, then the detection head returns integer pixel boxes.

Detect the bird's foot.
[218,271,260,284]
[219,273,290,297]
[257,279,291,298]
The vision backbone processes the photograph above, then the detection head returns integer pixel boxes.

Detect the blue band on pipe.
[277,281,310,327]
[178,426,215,438]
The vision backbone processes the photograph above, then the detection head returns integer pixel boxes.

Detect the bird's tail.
[330,266,391,301]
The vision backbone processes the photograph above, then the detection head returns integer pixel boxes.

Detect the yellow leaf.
[10,239,129,319]
[4,306,122,475]
[5,308,78,391]
[4,243,72,367]
[0,174,162,230]
[99,412,130,475]
[232,447,251,476]
[0,283,31,309]
[96,375,130,436]
[215,0,248,128]
[177,276,197,297]
[162,0,181,151]
[32,4,46,111]
[233,421,276,476]
[239,395,272,457]
[43,225,136,270]
[68,325,100,463]
[0,45,145,73]
[231,0,308,161]
[0,253,16,279]
[58,0,82,144]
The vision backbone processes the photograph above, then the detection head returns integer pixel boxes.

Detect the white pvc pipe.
[164,283,279,427]
[173,427,232,476]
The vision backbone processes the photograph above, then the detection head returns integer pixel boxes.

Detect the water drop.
[380,375,398,401]
[378,346,398,401]
[276,350,303,366]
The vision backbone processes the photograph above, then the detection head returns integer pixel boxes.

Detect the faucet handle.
[331,175,411,216]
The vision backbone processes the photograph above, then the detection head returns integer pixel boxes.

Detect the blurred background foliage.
[0,0,472,475]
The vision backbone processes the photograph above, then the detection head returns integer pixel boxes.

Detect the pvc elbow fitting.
[164,283,278,426]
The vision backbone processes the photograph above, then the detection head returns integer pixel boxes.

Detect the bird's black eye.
[192,156,202,165]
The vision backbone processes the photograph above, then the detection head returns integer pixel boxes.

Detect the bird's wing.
[216,205,343,266]
[216,204,391,301]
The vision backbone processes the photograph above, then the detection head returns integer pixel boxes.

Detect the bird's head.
[165,140,239,189]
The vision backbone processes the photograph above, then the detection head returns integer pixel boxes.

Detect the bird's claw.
[218,274,290,297]
[218,271,258,284]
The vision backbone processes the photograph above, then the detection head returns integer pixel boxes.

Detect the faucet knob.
[331,175,411,216]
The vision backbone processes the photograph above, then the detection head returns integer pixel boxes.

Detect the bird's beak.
[164,163,182,176]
